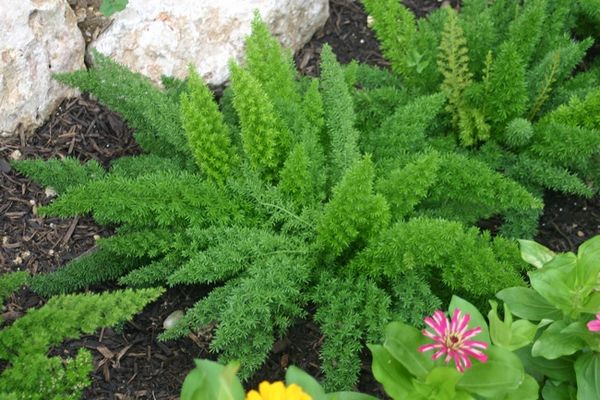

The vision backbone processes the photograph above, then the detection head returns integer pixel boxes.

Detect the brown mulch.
[1,1,599,399]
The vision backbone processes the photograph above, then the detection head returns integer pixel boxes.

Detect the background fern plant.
[14,15,539,390]
[361,0,600,237]
[0,287,162,400]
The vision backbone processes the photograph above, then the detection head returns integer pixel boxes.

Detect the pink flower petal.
[587,319,600,332]
[462,327,482,340]
[457,313,471,334]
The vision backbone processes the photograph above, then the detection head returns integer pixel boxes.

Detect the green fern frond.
[30,248,139,297]
[54,52,192,168]
[181,67,238,184]
[230,64,290,182]
[317,156,390,259]
[361,0,417,81]
[12,158,105,194]
[376,151,440,221]
[319,45,361,187]
[505,0,548,66]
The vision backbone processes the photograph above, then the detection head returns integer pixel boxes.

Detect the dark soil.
[1,1,599,399]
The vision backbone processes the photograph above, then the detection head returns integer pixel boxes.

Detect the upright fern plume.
[0,288,163,400]
[319,44,361,187]
[230,63,290,182]
[181,67,237,184]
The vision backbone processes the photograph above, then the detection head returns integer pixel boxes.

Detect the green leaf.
[541,380,577,400]
[383,322,434,379]
[502,374,539,400]
[457,346,524,398]
[574,352,600,400]
[368,344,414,399]
[285,366,327,400]
[327,393,379,400]
[449,295,490,344]
[532,321,586,360]
[518,239,555,269]
[488,301,537,351]
[528,253,577,314]
[497,287,563,321]
[514,345,576,382]
[99,0,128,17]
[180,360,244,400]
[582,291,600,314]
[422,367,464,400]
[576,235,600,292]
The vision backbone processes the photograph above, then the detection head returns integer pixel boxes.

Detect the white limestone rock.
[90,0,329,86]
[0,0,85,137]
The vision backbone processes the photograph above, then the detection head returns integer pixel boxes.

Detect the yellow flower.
[246,381,312,400]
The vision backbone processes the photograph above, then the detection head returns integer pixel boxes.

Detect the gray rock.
[90,0,329,86]
[0,0,85,137]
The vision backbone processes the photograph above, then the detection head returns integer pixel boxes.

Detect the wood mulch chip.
[1,1,599,399]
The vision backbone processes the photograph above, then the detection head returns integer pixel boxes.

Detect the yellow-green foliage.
[361,0,417,82]
[317,156,390,259]
[362,0,600,197]
[0,288,163,400]
[23,16,536,392]
[320,45,361,187]
[180,68,237,184]
[438,7,489,146]
[230,64,290,182]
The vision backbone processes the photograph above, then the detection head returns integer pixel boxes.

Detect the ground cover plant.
[11,13,542,390]
[361,0,600,238]
[0,286,162,400]
[497,236,600,399]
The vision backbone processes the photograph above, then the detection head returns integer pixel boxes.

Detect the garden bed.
[1,1,599,399]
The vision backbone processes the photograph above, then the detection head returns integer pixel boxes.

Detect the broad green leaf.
[457,346,524,398]
[327,392,379,400]
[541,380,577,400]
[576,235,600,292]
[383,322,434,379]
[546,382,577,400]
[422,367,463,400]
[528,253,577,313]
[496,287,562,321]
[532,321,586,359]
[180,360,244,400]
[286,366,327,400]
[519,239,555,269]
[99,0,128,17]
[449,295,490,344]
[368,344,414,399]
[582,291,600,313]
[502,374,539,400]
[574,352,600,400]
[489,301,537,351]
[515,345,576,382]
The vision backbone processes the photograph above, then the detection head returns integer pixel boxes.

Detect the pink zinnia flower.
[588,314,600,332]
[418,309,488,372]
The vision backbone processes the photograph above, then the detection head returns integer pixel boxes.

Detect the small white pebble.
[49,249,55,256]
[367,15,374,28]
[577,231,585,238]
[163,310,184,330]
[359,38,365,44]
[559,208,563,212]
[45,187,58,198]
[583,207,588,211]
[9,150,22,161]
[93,234,101,241]
[29,199,36,206]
